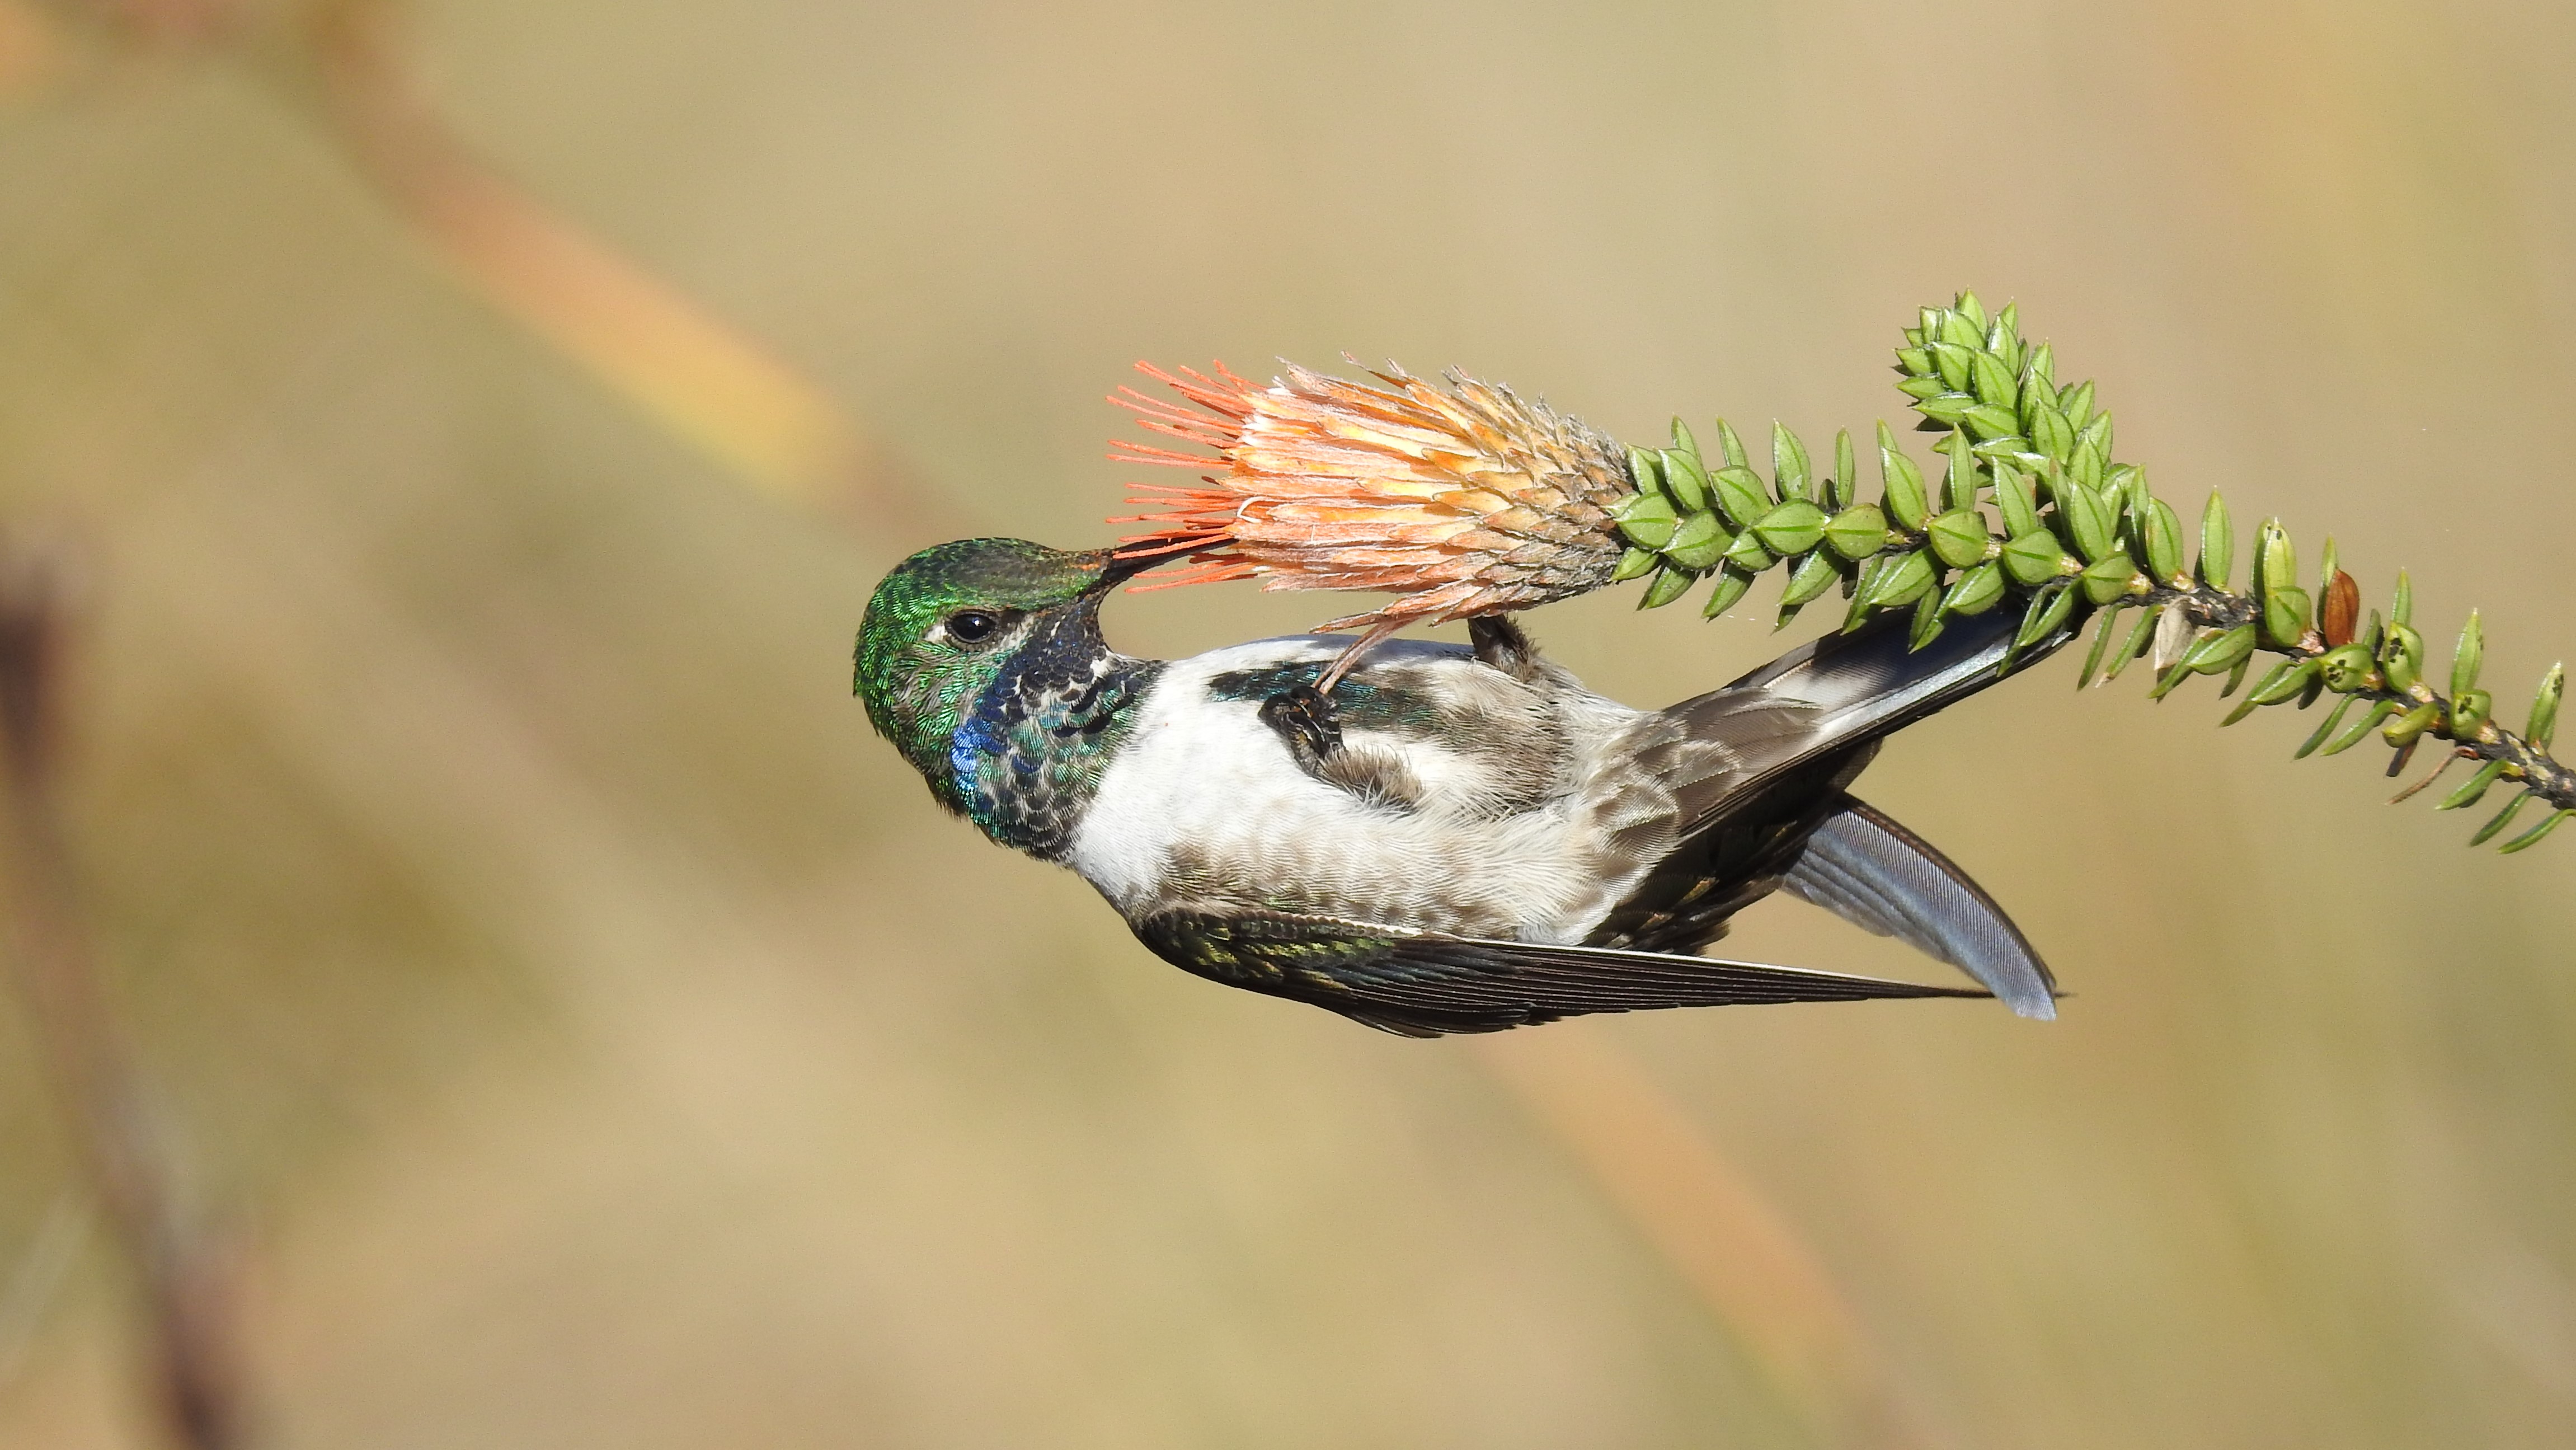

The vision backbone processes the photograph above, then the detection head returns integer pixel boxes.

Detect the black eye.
[945,610,1000,644]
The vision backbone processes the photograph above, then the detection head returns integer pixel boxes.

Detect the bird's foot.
[1259,683,1344,769]
[1468,614,1543,682]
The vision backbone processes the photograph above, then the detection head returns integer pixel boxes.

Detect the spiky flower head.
[1107,360,1633,636]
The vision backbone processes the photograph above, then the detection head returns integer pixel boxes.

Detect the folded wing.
[1134,907,1987,1038]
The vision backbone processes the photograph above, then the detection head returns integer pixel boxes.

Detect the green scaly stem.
[1602,292,2572,852]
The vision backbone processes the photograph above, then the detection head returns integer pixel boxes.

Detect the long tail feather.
[1782,796,2059,1020]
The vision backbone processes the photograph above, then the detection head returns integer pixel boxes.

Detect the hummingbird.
[854,536,2061,1038]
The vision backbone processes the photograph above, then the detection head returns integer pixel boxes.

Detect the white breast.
[1066,637,1652,942]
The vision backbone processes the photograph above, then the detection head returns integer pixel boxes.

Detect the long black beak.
[1081,547,1169,594]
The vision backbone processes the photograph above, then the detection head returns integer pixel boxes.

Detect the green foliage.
[1609,292,2573,851]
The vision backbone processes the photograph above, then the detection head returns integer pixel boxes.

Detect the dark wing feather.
[1587,603,2084,965]
[1780,796,2059,1019]
[1134,908,1986,1038]
[1661,599,2083,838]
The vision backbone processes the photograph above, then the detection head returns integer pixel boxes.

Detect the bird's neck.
[947,616,1161,860]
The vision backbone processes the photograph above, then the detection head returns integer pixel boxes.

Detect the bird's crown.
[854,537,1127,785]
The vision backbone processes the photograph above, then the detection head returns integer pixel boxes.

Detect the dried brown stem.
[2147,579,2574,816]
[0,544,248,1449]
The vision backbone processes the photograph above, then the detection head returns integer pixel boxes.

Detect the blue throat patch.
[941,620,1162,859]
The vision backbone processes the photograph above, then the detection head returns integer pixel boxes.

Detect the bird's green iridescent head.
[854,538,1132,789]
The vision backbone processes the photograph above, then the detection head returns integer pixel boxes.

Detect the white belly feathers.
[1066,637,1649,943]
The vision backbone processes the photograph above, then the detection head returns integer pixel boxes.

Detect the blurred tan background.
[1,0,2572,1446]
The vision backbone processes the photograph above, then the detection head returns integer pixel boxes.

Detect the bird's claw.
[1259,683,1344,768]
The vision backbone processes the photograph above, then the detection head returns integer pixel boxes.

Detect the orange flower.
[1108,359,1634,645]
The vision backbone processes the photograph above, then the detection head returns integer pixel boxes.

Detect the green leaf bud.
[2257,519,2296,595]
[1660,447,1712,513]
[1959,403,2017,443]
[1701,566,1754,618]
[1860,550,1938,612]
[1611,547,1660,583]
[1896,376,1949,401]
[1823,504,1889,561]
[1915,392,1976,427]
[2220,654,2253,699]
[1928,509,1992,569]
[1896,348,1933,377]
[2002,530,2072,588]
[2103,606,2160,684]
[2024,342,2055,391]
[1771,423,1812,502]
[1940,561,2008,617]
[2147,653,2198,701]
[2030,403,2075,463]
[2451,609,2484,700]
[1778,550,1842,610]
[2531,663,2563,748]
[2059,482,2116,562]
[2470,792,2533,847]
[1721,529,1776,573]
[1841,559,1883,632]
[2321,700,2399,757]
[2318,643,2378,693]
[2080,552,2142,606]
[2185,623,2258,677]
[2450,689,2492,736]
[2262,586,2313,649]
[1929,343,1973,392]
[1954,290,1989,330]
[1661,510,1729,573]
[2079,605,2128,689]
[1669,418,1704,468]
[1627,445,1665,497]
[2058,379,2096,430]
[1969,351,2018,409]
[1614,492,1680,550]
[1936,430,1980,513]
[2438,759,2511,812]
[2014,581,2079,650]
[1994,466,2039,538]
[2499,809,2574,854]
[2199,491,2234,589]
[2382,622,2425,692]
[1831,429,1858,511]
[1754,500,1829,557]
[1909,588,1947,651]
[1877,425,1931,530]
[2392,568,2413,628]
[1711,466,1772,529]
[2143,498,2186,583]
[2077,409,2113,460]
[2103,464,2145,515]
[1939,308,1983,349]
[1639,566,1696,609]
[2297,696,2357,758]
[2068,437,2105,492]
[2248,658,2322,706]
[2383,700,2443,748]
